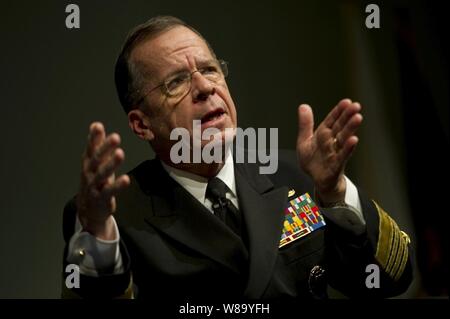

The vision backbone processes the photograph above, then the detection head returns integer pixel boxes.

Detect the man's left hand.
[296,98,363,205]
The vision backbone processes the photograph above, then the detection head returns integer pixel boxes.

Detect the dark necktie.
[206,177,242,236]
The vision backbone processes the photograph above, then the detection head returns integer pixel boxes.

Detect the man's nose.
[191,71,215,102]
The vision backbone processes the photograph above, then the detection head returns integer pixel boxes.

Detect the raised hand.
[296,99,363,204]
[77,122,130,239]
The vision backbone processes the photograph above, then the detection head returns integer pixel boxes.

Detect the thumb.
[297,104,314,145]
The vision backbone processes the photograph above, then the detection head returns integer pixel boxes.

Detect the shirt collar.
[160,150,236,205]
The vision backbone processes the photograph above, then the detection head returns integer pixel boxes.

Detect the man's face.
[130,26,237,155]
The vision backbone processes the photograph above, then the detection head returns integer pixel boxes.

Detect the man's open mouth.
[201,108,226,124]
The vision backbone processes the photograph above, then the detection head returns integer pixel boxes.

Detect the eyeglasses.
[135,59,228,105]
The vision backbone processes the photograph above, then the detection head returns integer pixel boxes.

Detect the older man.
[62,16,412,299]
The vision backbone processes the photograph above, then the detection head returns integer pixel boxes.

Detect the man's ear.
[128,108,155,141]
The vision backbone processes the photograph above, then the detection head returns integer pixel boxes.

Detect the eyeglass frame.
[134,59,229,106]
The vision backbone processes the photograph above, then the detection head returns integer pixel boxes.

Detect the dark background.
[0,0,448,298]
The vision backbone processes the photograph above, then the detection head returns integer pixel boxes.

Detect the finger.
[95,133,121,159]
[86,182,102,200]
[88,133,121,172]
[323,98,352,128]
[93,148,125,186]
[335,113,363,147]
[101,174,131,198]
[297,104,314,144]
[332,102,361,136]
[336,136,359,164]
[86,122,105,158]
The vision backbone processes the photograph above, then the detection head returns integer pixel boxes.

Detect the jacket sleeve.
[322,189,413,298]
[61,197,134,299]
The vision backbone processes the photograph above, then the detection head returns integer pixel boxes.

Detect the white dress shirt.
[161,150,239,212]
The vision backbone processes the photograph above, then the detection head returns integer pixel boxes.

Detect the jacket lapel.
[234,161,288,298]
[136,160,248,275]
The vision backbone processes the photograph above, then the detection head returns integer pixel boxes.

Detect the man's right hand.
[77,122,130,240]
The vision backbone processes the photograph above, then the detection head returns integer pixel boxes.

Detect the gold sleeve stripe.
[385,217,400,274]
[386,217,405,275]
[373,201,410,281]
[393,231,411,281]
[374,201,394,270]
[393,238,409,281]
[390,221,409,279]
[401,231,411,244]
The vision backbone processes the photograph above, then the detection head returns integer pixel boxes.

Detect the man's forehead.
[131,26,213,74]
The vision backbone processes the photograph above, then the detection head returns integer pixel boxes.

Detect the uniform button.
[308,265,327,299]
[78,249,85,257]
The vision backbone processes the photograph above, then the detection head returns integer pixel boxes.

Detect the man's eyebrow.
[196,58,218,68]
[163,59,217,79]
[163,66,189,79]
